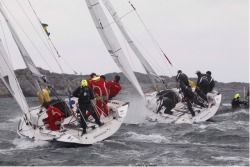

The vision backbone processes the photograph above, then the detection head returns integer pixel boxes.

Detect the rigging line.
[27,1,74,89]
[24,0,73,81]
[27,0,59,62]
[0,20,12,63]
[1,0,53,71]
[1,1,49,97]
[17,0,55,58]
[60,56,78,75]
[105,1,167,76]
[47,37,77,75]
[125,25,167,75]
[102,9,134,29]
[28,0,78,75]
[128,0,173,67]
[24,0,62,74]
[122,34,135,71]
[126,1,174,77]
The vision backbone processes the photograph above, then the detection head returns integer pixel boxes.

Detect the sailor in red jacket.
[106,75,122,100]
[88,73,109,118]
[42,102,65,131]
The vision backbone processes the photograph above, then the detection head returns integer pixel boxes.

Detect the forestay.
[85,0,144,97]
[0,2,44,91]
[102,0,162,90]
[0,39,29,113]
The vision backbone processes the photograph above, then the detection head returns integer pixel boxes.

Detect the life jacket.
[105,80,121,99]
[91,76,108,100]
[45,106,64,130]
[36,89,50,105]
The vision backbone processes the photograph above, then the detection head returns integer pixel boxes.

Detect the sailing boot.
[92,113,104,127]
[191,112,195,117]
[164,110,173,115]
[81,128,87,136]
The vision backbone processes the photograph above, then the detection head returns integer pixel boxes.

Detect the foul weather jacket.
[105,81,122,99]
[44,106,64,130]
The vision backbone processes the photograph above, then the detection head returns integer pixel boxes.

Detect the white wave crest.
[124,131,169,143]
[13,138,49,149]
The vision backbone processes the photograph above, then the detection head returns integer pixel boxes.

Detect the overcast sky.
[0,0,248,83]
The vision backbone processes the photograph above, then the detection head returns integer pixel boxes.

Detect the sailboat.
[0,1,129,145]
[91,0,222,124]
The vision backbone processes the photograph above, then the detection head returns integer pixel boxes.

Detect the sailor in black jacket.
[176,70,189,87]
[73,80,103,135]
[206,71,215,92]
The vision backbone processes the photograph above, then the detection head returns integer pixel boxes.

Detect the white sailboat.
[99,0,222,124]
[0,1,129,145]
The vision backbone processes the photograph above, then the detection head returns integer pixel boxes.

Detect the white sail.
[0,2,44,87]
[102,0,162,90]
[85,0,144,97]
[0,39,29,113]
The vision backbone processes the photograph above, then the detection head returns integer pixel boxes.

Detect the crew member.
[156,90,179,115]
[106,75,122,100]
[176,70,189,87]
[206,71,215,92]
[42,101,65,131]
[195,71,209,101]
[231,93,247,111]
[72,80,103,135]
[180,84,207,117]
[90,74,109,117]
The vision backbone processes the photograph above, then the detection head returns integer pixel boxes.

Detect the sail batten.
[85,0,144,97]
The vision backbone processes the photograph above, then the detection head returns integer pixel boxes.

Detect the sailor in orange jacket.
[106,75,122,100]
[42,102,65,131]
[87,73,109,118]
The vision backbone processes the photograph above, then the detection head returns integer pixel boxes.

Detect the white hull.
[17,98,129,145]
[145,90,222,124]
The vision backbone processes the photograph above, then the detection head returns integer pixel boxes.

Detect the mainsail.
[85,0,144,97]
[0,39,29,113]
[0,2,45,92]
[102,0,162,90]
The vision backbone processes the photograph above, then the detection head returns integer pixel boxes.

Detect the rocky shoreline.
[0,68,249,103]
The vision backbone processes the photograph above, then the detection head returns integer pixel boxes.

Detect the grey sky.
[0,0,248,83]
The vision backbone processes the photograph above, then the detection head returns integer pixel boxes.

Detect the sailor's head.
[100,75,106,81]
[115,75,120,82]
[206,71,211,76]
[81,79,88,87]
[177,70,182,74]
[42,101,49,109]
[90,73,96,78]
[195,70,201,76]
[234,93,240,99]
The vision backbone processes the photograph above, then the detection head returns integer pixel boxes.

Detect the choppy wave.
[0,96,248,166]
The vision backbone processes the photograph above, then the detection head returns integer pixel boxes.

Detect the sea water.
[0,93,249,166]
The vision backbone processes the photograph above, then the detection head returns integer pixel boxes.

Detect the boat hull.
[17,99,129,145]
[145,90,222,124]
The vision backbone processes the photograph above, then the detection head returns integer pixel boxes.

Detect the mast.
[85,0,144,97]
[102,0,163,91]
[0,2,46,92]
